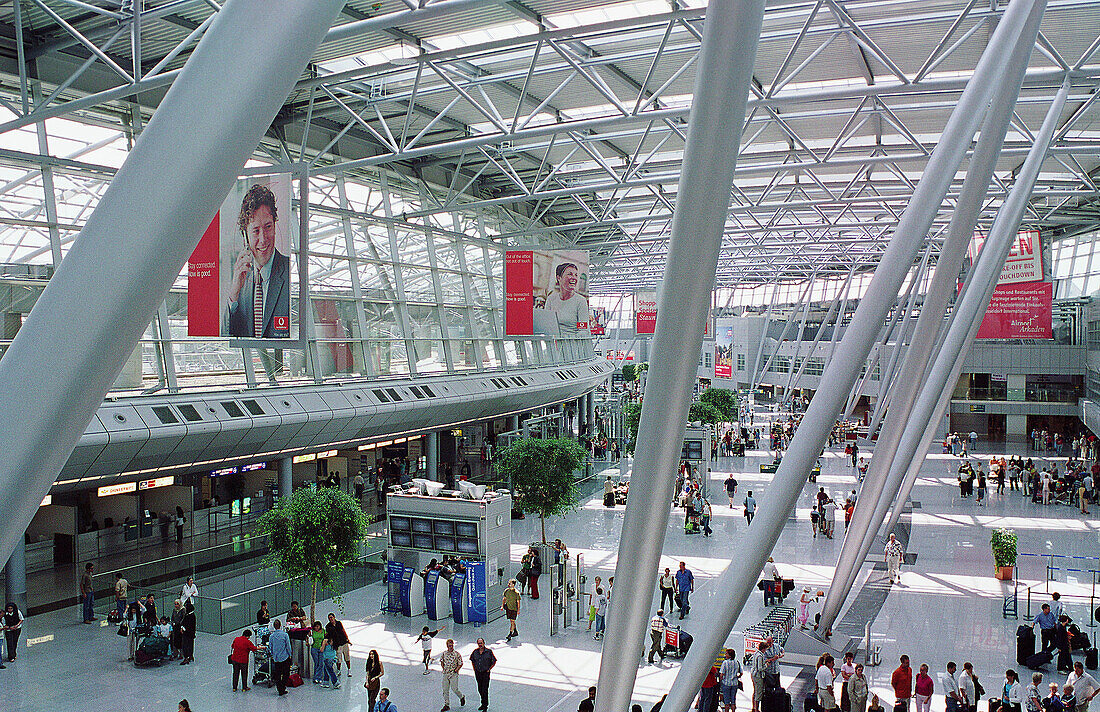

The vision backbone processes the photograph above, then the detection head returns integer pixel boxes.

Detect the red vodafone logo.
[274,316,288,330]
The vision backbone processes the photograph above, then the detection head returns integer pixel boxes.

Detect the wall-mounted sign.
[138,476,175,491]
[211,466,239,477]
[504,249,590,336]
[98,482,137,497]
[634,290,657,335]
[240,463,267,472]
[968,230,1043,285]
[976,281,1053,340]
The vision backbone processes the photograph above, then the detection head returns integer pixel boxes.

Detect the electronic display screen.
[412,533,434,549]
[455,521,478,537]
[456,537,479,554]
[391,532,412,547]
[412,519,433,533]
[435,536,456,552]
[390,516,411,531]
[433,520,454,535]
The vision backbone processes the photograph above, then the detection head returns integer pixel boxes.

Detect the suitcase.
[1072,632,1091,651]
[1025,650,1052,670]
[1086,647,1098,670]
[805,694,823,712]
[1017,625,1036,666]
[288,672,304,687]
[763,687,792,712]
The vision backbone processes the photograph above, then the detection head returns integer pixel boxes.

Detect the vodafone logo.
[274,316,288,330]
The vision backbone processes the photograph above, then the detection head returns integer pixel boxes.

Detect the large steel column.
[592,2,766,711]
[658,1,1040,708]
[816,0,1045,633]
[4,536,27,614]
[881,79,1070,536]
[0,0,348,564]
[279,457,294,502]
[425,432,440,482]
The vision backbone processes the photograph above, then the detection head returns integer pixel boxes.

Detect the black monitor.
[391,532,412,547]
[433,520,455,535]
[411,519,433,533]
[412,533,434,549]
[456,538,479,554]
[455,521,478,537]
[390,516,411,531]
[435,536,456,552]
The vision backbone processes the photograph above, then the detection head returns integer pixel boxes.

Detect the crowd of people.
[952,455,1097,513]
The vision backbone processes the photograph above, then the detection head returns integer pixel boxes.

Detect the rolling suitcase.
[1017,625,1036,666]
[763,686,792,712]
[1086,647,1098,671]
[1025,650,1052,670]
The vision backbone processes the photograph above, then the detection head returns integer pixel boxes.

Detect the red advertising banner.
[187,215,221,336]
[634,290,657,334]
[714,323,734,378]
[505,250,534,335]
[976,281,1052,339]
[968,230,1042,285]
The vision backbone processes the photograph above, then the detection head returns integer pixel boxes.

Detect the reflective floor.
[3,417,1097,712]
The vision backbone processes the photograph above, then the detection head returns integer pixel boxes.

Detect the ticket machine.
[450,569,468,623]
[424,568,451,621]
[384,560,425,617]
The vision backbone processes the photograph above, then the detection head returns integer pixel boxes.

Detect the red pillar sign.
[187,214,221,336]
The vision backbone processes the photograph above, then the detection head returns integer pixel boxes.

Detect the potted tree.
[495,437,585,543]
[991,527,1017,580]
[255,486,370,623]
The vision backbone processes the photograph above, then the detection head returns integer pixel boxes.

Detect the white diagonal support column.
[881,79,1070,536]
[592,2,767,711]
[816,0,1046,634]
[0,0,349,565]
[660,0,1043,708]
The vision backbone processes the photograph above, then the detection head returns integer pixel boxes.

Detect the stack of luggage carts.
[742,607,795,664]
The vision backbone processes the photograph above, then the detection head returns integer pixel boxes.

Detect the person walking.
[375,687,397,712]
[502,580,521,641]
[230,628,259,691]
[319,632,340,689]
[1055,616,1073,673]
[113,573,128,619]
[1032,604,1058,652]
[179,576,198,608]
[1067,661,1100,712]
[649,610,667,664]
[915,663,935,712]
[593,587,609,640]
[892,655,913,712]
[720,648,743,712]
[799,588,813,629]
[675,561,694,619]
[818,654,839,711]
[701,498,713,537]
[79,562,95,623]
[725,475,738,507]
[527,547,542,600]
[744,492,757,524]
[310,620,326,684]
[178,600,196,665]
[2,603,22,663]
[365,649,385,709]
[269,619,293,696]
[944,663,963,712]
[885,534,905,584]
[849,665,869,712]
[659,569,676,613]
[750,641,768,712]
[440,638,466,711]
[326,612,352,677]
[470,637,497,711]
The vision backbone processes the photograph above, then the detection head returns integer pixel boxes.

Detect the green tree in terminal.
[688,402,722,425]
[624,401,643,453]
[496,437,586,543]
[699,387,738,422]
[255,485,369,624]
[622,363,636,383]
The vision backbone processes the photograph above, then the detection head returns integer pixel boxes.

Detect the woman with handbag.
[179,601,196,665]
[364,648,384,710]
[230,628,259,691]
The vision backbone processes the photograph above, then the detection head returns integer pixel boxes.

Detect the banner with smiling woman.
[504,249,590,337]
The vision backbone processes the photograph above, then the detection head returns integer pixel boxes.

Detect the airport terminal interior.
[0,1,1099,712]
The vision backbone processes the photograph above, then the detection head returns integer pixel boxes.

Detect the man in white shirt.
[648,610,667,664]
[944,662,963,712]
[1068,662,1100,712]
[179,577,198,607]
[817,654,838,711]
[959,662,977,712]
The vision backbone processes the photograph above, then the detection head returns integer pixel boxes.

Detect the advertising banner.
[188,173,294,338]
[715,322,734,378]
[634,290,657,334]
[976,281,1053,339]
[968,230,1043,285]
[504,249,589,336]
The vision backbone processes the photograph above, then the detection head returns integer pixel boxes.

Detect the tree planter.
[991,527,1017,581]
[995,565,1014,581]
